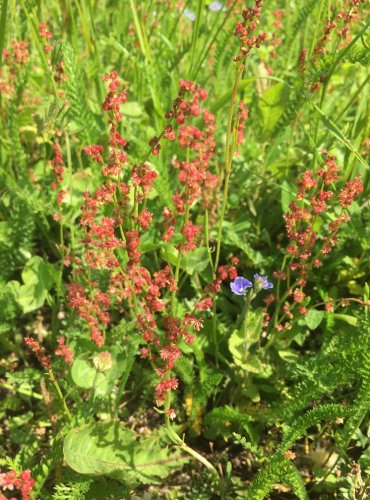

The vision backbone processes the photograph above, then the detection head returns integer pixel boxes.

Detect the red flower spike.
[24,337,51,369]
[55,337,74,364]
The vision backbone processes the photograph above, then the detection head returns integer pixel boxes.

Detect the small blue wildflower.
[230,276,253,296]
[208,1,223,11]
[184,9,196,21]
[253,274,273,292]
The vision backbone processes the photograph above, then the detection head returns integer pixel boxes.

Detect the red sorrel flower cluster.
[300,0,366,92]
[272,153,363,330]
[313,15,336,58]
[336,0,366,40]
[170,79,219,223]
[236,101,249,145]
[3,40,29,66]
[234,0,267,62]
[50,143,66,215]
[205,258,239,295]
[39,21,53,52]
[67,72,225,411]
[67,283,111,347]
[0,469,34,500]
[24,337,52,369]
[38,21,66,84]
[55,336,74,364]
[0,40,30,100]
[312,0,366,56]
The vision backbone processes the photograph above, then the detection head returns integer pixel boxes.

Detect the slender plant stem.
[213,58,244,273]
[65,132,75,248]
[164,390,219,481]
[20,0,59,97]
[170,202,190,310]
[163,197,219,481]
[188,0,204,78]
[191,0,238,80]
[242,297,251,359]
[0,0,8,70]
[210,58,244,364]
[48,369,72,421]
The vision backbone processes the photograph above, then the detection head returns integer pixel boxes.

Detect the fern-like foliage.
[336,317,370,450]
[247,404,352,499]
[290,0,321,40]
[248,457,309,500]
[247,314,370,498]
[205,405,258,443]
[192,368,222,422]
[7,93,27,173]
[0,282,19,328]
[272,314,370,421]
[60,41,98,144]
[0,197,35,281]
[53,479,92,500]
[280,458,309,500]
[344,44,370,67]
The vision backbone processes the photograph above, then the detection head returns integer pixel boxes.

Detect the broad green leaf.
[304,309,324,330]
[258,82,289,138]
[184,247,210,275]
[17,284,48,314]
[210,77,256,113]
[121,101,144,117]
[243,354,264,374]
[244,381,261,403]
[16,256,55,313]
[160,245,211,275]
[229,328,265,373]
[64,422,185,486]
[160,244,179,267]
[22,256,54,286]
[331,314,357,326]
[71,358,97,389]
[228,309,266,373]
[280,180,296,212]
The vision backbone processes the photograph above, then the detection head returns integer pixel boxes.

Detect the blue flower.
[253,273,273,291]
[230,276,253,295]
[208,1,223,11]
[184,9,196,21]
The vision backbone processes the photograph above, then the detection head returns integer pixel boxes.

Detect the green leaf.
[331,313,358,326]
[280,180,296,212]
[16,256,55,313]
[64,422,185,486]
[229,333,264,373]
[210,77,256,113]
[278,350,299,362]
[160,245,210,275]
[184,247,210,275]
[228,309,265,371]
[71,358,97,389]
[258,83,289,138]
[160,243,178,267]
[310,101,369,172]
[304,309,324,330]
[121,101,144,118]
